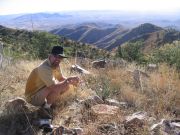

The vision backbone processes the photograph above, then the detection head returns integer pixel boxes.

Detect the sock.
[44,103,51,109]
[43,99,51,109]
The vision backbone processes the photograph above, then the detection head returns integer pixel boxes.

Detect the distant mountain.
[51,23,178,51]
[1,10,179,52]
[0,13,72,31]
[104,23,163,50]
[1,11,180,31]
[130,29,180,53]
[51,24,120,44]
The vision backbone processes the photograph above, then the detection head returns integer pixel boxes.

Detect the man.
[25,46,80,109]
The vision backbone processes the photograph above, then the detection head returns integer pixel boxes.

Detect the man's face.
[50,54,63,67]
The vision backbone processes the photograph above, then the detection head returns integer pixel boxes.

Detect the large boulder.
[0,97,52,135]
[5,97,28,114]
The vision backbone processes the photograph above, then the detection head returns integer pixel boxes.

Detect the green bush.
[116,41,146,64]
[151,42,180,70]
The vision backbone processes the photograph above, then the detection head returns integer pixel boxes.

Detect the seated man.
[25,46,80,109]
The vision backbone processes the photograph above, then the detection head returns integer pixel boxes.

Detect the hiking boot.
[37,107,53,119]
[33,119,53,133]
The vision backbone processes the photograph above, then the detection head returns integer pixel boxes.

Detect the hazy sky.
[0,0,180,15]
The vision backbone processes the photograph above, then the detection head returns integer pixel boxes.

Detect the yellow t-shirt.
[25,59,63,99]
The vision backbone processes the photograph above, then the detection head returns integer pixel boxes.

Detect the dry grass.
[0,59,179,135]
[104,63,180,118]
[0,60,41,110]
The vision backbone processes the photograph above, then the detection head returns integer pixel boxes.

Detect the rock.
[51,126,83,135]
[93,95,104,104]
[92,59,107,68]
[70,64,90,74]
[5,97,28,114]
[151,119,180,135]
[0,98,42,135]
[146,64,158,72]
[173,107,180,117]
[147,117,157,126]
[171,120,180,128]
[125,111,147,127]
[97,123,117,134]
[73,128,83,135]
[80,95,104,108]
[105,98,128,108]
[133,69,149,89]
[91,104,119,116]
[126,111,147,121]
[151,122,161,131]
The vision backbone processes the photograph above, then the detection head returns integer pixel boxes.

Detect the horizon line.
[1,9,180,16]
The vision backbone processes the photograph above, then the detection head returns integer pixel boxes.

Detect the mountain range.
[51,23,180,51]
[0,11,180,51]
[0,11,180,31]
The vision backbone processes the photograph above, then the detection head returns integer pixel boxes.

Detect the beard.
[52,60,60,67]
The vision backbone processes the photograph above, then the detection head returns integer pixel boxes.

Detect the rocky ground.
[0,59,179,135]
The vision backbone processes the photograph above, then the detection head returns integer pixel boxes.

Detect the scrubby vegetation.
[150,42,180,69]
[0,25,179,135]
[0,58,179,135]
[0,25,109,60]
[116,40,180,70]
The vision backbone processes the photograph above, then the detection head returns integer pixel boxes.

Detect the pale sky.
[0,0,180,15]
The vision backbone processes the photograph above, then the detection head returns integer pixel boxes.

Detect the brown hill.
[128,29,180,53]
[105,23,163,50]
[51,24,120,44]
[51,23,175,51]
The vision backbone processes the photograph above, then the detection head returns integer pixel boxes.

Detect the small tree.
[116,41,145,64]
[31,32,59,59]
[151,42,180,70]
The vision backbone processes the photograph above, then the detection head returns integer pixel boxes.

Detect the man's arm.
[46,76,80,94]
[55,67,66,82]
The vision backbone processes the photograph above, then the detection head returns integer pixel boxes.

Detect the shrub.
[116,41,146,64]
[150,42,180,70]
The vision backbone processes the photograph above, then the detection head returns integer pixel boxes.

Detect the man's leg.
[29,87,50,106]
[45,81,69,105]
[30,82,69,107]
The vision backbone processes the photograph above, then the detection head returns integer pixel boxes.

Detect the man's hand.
[66,76,80,86]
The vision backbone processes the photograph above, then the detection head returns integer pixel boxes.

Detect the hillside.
[105,23,163,50]
[0,59,180,135]
[129,29,180,53]
[51,23,180,51]
[51,24,119,44]
[0,23,180,135]
[0,25,109,60]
